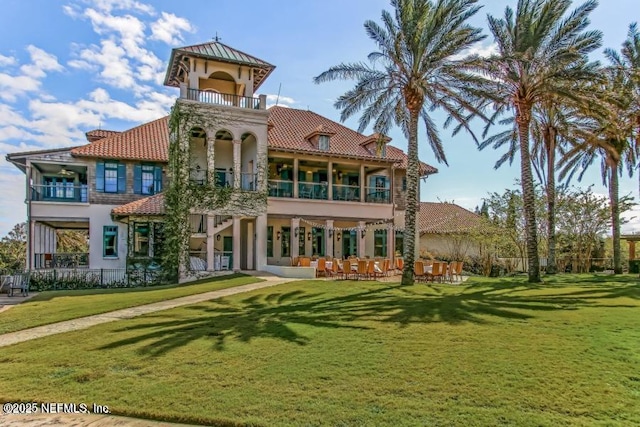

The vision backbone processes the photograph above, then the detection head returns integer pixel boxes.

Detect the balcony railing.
[31,184,88,203]
[299,182,328,200]
[268,180,294,198]
[365,187,391,204]
[241,173,257,191]
[187,89,261,109]
[333,184,361,201]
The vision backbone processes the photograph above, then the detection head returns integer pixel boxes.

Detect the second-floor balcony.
[31,184,88,203]
[298,182,328,200]
[268,180,293,197]
[184,88,265,110]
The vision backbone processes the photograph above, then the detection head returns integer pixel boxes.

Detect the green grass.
[1,274,639,426]
[0,274,259,334]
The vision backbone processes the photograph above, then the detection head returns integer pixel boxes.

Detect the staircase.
[211,215,233,234]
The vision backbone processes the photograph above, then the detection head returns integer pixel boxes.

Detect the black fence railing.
[186,89,261,109]
[0,268,168,292]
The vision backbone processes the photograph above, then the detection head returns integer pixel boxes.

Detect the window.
[298,226,305,256]
[281,227,291,257]
[134,222,150,256]
[134,164,162,195]
[103,226,118,257]
[312,227,325,257]
[402,177,407,191]
[96,161,125,193]
[318,135,330,150]
[395,230,404,256]
[374,229,387,257]
[267,226,274,257]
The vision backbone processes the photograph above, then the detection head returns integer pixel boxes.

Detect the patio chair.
[452,261,464,282]
[357,260,368,280]
[291,256,299,267]
[382,259,391,277]
[299,257,311,267]
[341,259,351,280]
[316,258,326,278]
[8,273,29,297]
[430,262,445,283]
[414,261,427,282]
[396,257,404,274]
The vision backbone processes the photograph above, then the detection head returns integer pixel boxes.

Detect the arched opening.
[188,126,207,184]
[213,130,234,187]
[240,132,258,191]
[199,71,240,97]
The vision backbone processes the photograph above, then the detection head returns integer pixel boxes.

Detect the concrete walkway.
[0,412,195,427]
[0,273,297,348]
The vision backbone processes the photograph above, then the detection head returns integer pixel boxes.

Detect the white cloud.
[90,0,155,15]
[150,12,194,45]
[453,42,498,60]
[20,45,64,78]
[0,54,16,67]
[264,93,296,108]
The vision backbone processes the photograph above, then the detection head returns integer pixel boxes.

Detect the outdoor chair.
[414,261,427,282]
[300,257,311,267]
[291,256,299,267]
[396,257,404,274]
[341,260,351,280]
[8,273,29,297]
[316,258,326,278]
[452,261,464,282]
[430,262,445,283]
[357,260,368,280]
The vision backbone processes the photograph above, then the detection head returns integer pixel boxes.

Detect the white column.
[206,131,216,184]
[291,217,300,259]
[358,220,366,259]
[256,213,267,270]
[360,164,366,202]
[293,158,299,198]
[387,223,394,260]
[232,216,241,271]
[247,221,254,270]
[206,215,215,271]
[327,160,333,200]
[232,139,241,189]
[326,219,334,259]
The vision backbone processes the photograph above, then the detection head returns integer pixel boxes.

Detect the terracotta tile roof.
[418,202,481,234]
[268,106,437,174]
[72,116,169,162]
[69,107,437,176]
[85,129,121,142]
[112,193,165,216]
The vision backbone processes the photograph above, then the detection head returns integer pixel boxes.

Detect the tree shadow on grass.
[97,279,640,356]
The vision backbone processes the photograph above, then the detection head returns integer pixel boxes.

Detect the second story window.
[318,135,330,151]
[134,164,163,195]
[96,161,126,193]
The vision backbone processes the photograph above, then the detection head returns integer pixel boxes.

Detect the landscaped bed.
[0,274,259,334]
[0,275,638,426]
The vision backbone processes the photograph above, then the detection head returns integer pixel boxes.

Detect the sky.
[0,0,639,236]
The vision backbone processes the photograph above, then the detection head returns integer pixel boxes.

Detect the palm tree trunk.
[609,162,622,274]
[401,110,420,285]
[546,131,557,274]
[516,105,541,283]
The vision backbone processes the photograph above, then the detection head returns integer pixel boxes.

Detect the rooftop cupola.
[164,41,275,109]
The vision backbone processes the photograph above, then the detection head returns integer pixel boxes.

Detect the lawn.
[0,275,638,426]
[0,274,259,334]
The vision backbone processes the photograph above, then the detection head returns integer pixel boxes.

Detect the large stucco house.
[6,41,437,280]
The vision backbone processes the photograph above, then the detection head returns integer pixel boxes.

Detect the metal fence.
[1,268,167,292]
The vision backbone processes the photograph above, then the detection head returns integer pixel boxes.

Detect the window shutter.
[117,164,126,193]
[154,166,163,193]
[96,162,105,192]
[133,165,142,194]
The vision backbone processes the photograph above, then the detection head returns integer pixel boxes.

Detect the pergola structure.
[621,234,640,260]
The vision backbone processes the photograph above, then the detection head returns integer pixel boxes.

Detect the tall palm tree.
[561,25,640,274]
[314,0,487,285]
[479,100,587,274]
[472,0,602,282]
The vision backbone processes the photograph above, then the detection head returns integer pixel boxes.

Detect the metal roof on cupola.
[164,40,275,91]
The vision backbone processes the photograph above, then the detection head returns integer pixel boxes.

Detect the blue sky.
[0,0,638,236]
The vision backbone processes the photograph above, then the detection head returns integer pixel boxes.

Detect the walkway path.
[0,273,297,348]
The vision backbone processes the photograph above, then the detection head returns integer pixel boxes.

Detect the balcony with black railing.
[31,184,88,203]
[185,88,264,110]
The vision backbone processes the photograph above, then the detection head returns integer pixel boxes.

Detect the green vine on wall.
[162,101,268,279]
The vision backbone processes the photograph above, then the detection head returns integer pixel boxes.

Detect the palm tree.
[479,100,587,274]
[314,0,487,285]
[472,0,602,282]
[560,25,640,274]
